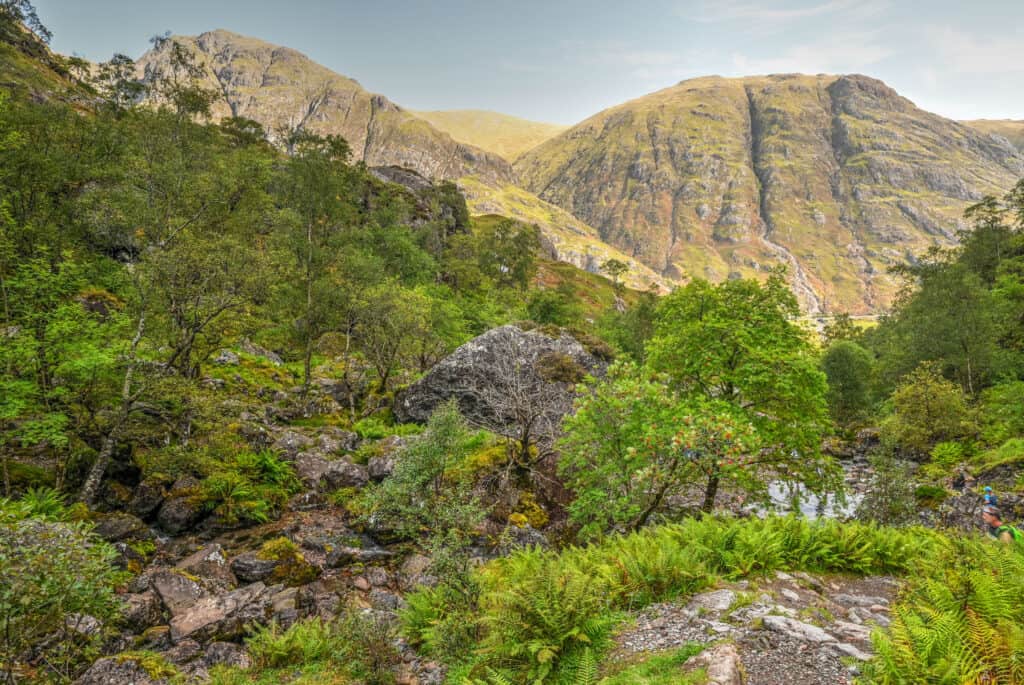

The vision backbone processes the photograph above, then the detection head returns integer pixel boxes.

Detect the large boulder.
[321,461,369,490]
[93,512,153,543]
[151,570,206,617]
[156,477,205,535]
[230,552,279,583]
[176,544,236,592]
[394,325,607,437]
[123,591,165,633]
[129,476,172,519]
[169,582,280,643]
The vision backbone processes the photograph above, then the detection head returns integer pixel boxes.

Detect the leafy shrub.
[0,507,125,683]
[17,485,66,518]
[856,453,919,526]
[200,450,299,526]
[358,401,484,540]
[879,363,976,457]
[334,609,400,685]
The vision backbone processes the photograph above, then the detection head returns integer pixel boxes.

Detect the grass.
[599,644,706,685]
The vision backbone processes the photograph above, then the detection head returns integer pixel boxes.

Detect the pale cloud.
[691,0,889,25]
[728,30,894,75]
[923,25,1024,75]
[558,39,704,87]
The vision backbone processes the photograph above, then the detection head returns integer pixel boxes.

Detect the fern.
[861,538,1024,684]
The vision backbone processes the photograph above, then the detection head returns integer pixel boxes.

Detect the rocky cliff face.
[136,30,512,185]
[516,74,1024,314]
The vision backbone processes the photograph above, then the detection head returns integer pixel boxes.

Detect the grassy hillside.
[963,119,1024,152]
[0,22,90,101]
[411,109,567,161]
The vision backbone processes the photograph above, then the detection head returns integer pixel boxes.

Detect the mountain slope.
[411,109,567,161]
[457,176,666,291]
[516,74,1024,314]
[136,30,512,185]
[964,119,1024,153]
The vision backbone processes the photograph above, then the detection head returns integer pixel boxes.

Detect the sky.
[33,0,1024,125]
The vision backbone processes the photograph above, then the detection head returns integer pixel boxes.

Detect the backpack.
[996,524,1023,544]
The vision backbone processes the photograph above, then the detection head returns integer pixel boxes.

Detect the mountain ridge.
[516,73,1023,313]
[136,29,513,185]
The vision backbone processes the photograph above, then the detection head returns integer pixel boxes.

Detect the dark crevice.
[744,86,773,236]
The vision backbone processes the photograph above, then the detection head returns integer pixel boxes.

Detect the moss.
[6,461,56,489]
[258,537,319,587]
[457,442,509,478]
[512,491,549,529]
[117,651,180,680]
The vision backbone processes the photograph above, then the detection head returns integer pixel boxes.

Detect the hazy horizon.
[34,0,1024,126]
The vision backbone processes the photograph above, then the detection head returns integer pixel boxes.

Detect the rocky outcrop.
[516,74,1024,314]
[136,30,513,186]
[394,325,606,438]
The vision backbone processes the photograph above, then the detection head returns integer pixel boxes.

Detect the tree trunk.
[79,310,144,505]
[702,471,720,513]
[1,449,10,498]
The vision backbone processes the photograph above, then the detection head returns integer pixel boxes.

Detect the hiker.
[984,486,998,506]
[981,505,1020,544]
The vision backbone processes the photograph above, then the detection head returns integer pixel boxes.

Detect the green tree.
[560,363,761,537]
[0,0,51,43]
[646,272,838,507]
[821,312,859,346]
[600,258,628,293]
[821,340,874,428]
[525,283,580,327]
[879,362,976,457]
[273,130,358,393]
[477,218,540,289]
[598,286,658,363]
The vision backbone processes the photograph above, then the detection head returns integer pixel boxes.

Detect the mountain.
[411,109,567,161]
[964,119,1024,153]
[457,176,666,291]
[516,74,1024,314]
[136,30,512,185]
